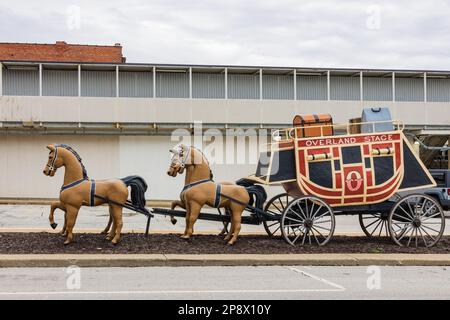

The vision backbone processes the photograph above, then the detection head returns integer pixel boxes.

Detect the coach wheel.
[359,212,390,237]
[388,194,445,247]
[281,196,335,246]
[263,193,294,237]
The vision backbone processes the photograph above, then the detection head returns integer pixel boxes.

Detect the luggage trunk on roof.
[361,108,393,133]
[293,113,334,138]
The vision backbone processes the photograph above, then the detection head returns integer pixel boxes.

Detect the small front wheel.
[280,196,335,246]
[263,193,294,237]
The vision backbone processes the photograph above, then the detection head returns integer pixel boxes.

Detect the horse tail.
[236,178,267,210]
[121,175,149,212]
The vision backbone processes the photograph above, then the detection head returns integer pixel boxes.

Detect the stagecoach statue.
[44,107,446,248]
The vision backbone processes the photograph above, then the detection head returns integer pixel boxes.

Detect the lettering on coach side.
[302,134,396,147]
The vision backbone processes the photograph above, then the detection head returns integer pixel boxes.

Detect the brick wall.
[0,41,125,63]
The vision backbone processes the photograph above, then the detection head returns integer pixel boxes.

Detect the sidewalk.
[1,253,450,267]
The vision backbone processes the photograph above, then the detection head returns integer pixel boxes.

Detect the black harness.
[51,144,96,206]
[181,179,222,208]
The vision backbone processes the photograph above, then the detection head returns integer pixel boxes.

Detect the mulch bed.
[0,233,450,254]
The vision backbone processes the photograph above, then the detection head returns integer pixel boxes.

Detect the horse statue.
[43,144,148,245]
[167,144,266,245]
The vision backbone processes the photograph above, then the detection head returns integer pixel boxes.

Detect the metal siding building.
[1,61,450,200]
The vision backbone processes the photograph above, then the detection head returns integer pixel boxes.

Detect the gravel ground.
[1,233,450,254]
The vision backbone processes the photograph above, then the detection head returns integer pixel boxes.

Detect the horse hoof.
[64,241,71,245]
[111,240,119,245]
[226,242,234,246]
[171,219,177,225]
[50,223,58,230]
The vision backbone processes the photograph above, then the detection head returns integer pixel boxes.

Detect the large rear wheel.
[388,194,445,247]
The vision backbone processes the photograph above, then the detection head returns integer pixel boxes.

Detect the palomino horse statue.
[43,144,148,245]
[167,144,265,245]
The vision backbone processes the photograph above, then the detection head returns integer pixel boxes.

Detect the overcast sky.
[1,0,450,70]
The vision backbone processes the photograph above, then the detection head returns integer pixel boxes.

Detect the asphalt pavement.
[0,266,449,300]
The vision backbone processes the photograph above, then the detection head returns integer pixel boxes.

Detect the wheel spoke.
[419,226,436,243]
[421,211,442,222]
[271,226,281,234]
[421,224,440,234]
[314,219,332,224]
[397,225,413,242]
[393,212,413,222]
[285,215,304,224]
[406,228,415,247]
[365,218,383,229]
[313,224,332,232]
[369,219,383,236]
[311,226,326,240]
[272,202,283,214]
[301,231,307,245]
[278,198,285,211]
[311,205,324,219]
[397,205,415,221]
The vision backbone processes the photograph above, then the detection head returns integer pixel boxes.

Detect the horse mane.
[55,144,89,180]
[189,146,214,179]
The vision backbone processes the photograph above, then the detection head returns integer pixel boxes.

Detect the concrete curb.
[1,254,450,267]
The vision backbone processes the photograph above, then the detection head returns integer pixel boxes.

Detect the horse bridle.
[170,145,191,169]
[47,146,59,174]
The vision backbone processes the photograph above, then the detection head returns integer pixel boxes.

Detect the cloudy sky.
[1,0,450,70]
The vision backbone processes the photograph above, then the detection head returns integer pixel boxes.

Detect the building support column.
[392,72,396,102]
[360,71,364,101]
[39,63,43,96]
[327,70,331,101]
[224,68,228,99]
[77,65,81,97]
[116,65,119,98]
[293,69,297,100]
[153,66,156,98]
[424,72,427,102]
[189,67,192,99]
[0,62,3,96]
[259,68,263,100]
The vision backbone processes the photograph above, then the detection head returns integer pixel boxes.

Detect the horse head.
[43,144,62,177]
[167,144,190,177]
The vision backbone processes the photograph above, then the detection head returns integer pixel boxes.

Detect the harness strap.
[60,178,86,193]
[89,180,96,206]
[182,179,211,192]
[214,184,222,208]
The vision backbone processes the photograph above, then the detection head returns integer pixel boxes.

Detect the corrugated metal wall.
[43,70,78,96]
[4,68,450,102]
[81,71,115,97]
[395,78,424,102]
[3,69,39,96]
[363,77,392,101]
[330,76,360,100]
[427,79,450,102]
[262,74,294,100]
[119,71,153,98]
[228,74,259,99]
[192,73,225,99]
[156,72,189,98]
[297,76,327,100]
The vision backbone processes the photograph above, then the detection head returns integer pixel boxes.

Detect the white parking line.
[287,267,346,291]
[0,288,344,296]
